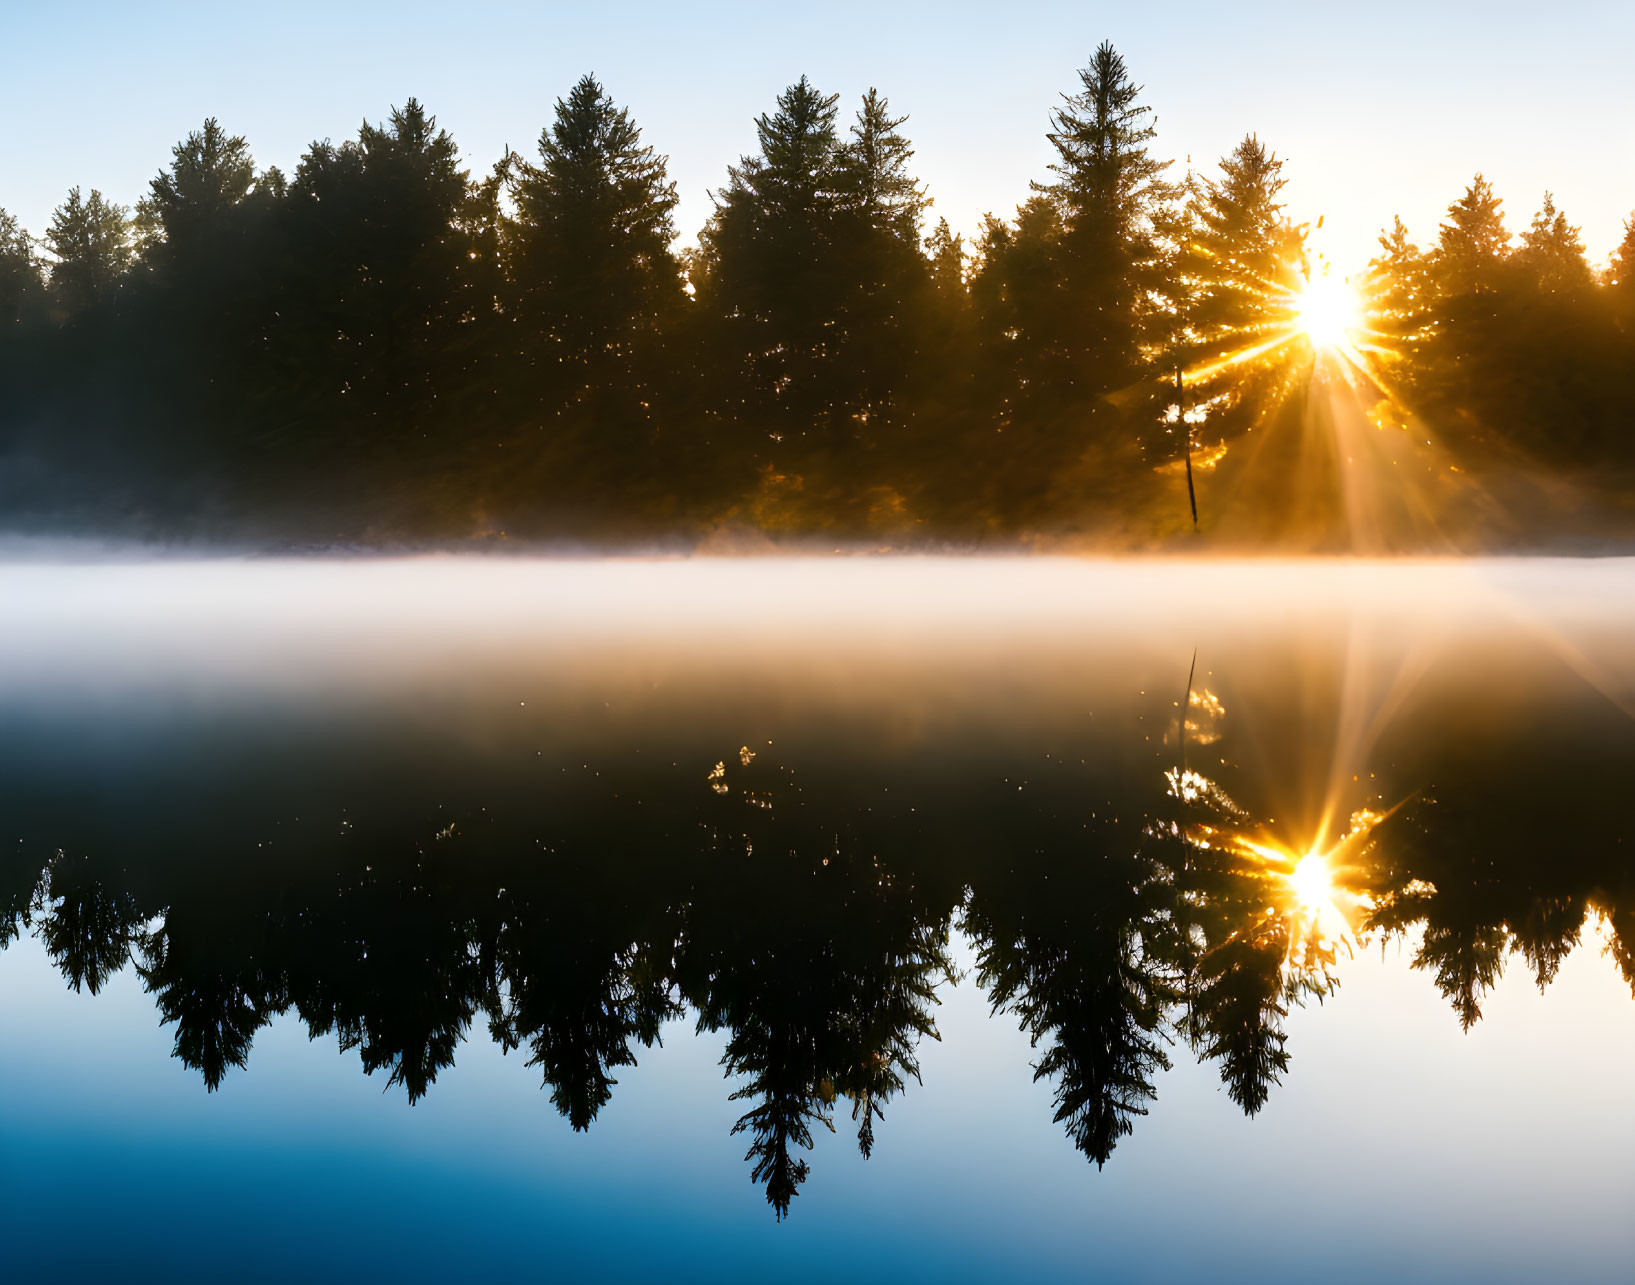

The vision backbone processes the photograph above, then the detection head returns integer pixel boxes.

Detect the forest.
[3,42,1634,548]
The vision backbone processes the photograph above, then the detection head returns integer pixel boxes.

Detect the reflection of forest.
[6,737,1632,1219]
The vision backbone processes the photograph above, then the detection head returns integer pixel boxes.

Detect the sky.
[3,1,1633,275]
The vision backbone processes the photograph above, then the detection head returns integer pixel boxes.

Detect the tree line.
[3,43,1634,544]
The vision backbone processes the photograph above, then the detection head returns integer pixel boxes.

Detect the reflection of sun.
[1223,812,1387,965]
[1295,272,1363,351]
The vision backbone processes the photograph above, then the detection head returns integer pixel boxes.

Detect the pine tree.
[968,194,1065,443]
[828,89,931,426]
[1435,174,1509,295]
[1609,214,1635,328]
[284,100,476,450]
[1611,215,1635,290]
[695,76,845,446]
[508,74,682,381]
[1176,136,1304,442]
[0,208,46,328]
[925,217,965,299]
[1036,41,1180,400]
[1517,192,1592,294]
[834,89,926,241]
[1362,215,1435,392]
[45,187,132,316]
[136,117,256,252]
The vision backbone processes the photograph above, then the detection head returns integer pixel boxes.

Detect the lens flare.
[1288,850,1337,912]
[1295,273,1362,350]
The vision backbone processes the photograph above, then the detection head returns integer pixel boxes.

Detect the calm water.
[3,557,1633,1282]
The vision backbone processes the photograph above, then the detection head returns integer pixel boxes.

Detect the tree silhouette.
[0,208,46,329]
[136,118,256,253]
[1517,193,1593,295]
[1037,42,1178,409]
[504,74,686,522]
[695,76,849,481]
[1435,174,1510,296]
[45,187,132,317]
[1176,135,1306,445]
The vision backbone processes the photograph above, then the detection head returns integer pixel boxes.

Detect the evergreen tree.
[1176,136,1305,444]
[502,75,686,526]
[1434,174,1509,295]
[695,77,845,454]
[280,100,480,484]
[0,208,46,328]
[1036,41,1179,401]
[827,89,931,427]
[44,187,132,316]
[1411,178,1625,468]
[508,75,682,385]
[835,89,926,241]
[1609,214,1635,328]
[135,117,256,253]
[1517,192,1592,294]
[925,217,966,300]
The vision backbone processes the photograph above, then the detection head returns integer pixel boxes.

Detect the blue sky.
[4,2,1633,278]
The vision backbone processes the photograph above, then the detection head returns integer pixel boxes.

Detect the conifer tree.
[136,118,256,253]
[695,77,845,449]
[0,209,46,328]
[1517,192,1592,294]
[925,217,966,299]
[1362,215,1435,392]
[828,89,931,426]
[45,187,132,316]
[1175,136,1304,444]
[1036,41,1179,400]
[1434,174,1509,295]
[835,89,927,241]
[508,75,682,384]
[1611,215,1635,290]
[284,100,477,454]
[1414,178,1622,466]
[1609,214,1635,329]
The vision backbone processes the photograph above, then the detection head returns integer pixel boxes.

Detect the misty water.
[3,557,1633,1282]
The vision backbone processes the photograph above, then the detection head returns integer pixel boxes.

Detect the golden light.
[1294,272,1363,351]
[1288,849,1338,913]
[1213,815,1383,969]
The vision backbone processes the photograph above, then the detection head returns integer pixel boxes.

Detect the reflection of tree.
[5,736,1634,1217]
[1,847,38,949]
[1605,892,1635,997]
[287,841,495,1104]
[31,852,143,996]
[683,755,952,1217]
[965,845,1176,1165]
[137,893,283,1089]
[1153,773,1301,1115]
[489,855,681,1132]
[1363,787,1634,1028]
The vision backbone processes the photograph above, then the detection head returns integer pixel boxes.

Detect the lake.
[3,557,1633,1282]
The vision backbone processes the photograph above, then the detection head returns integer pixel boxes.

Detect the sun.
[1288,850,1338,912]
[1294,272,1362,351]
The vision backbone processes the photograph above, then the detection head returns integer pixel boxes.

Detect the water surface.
[3,558,1633,1281]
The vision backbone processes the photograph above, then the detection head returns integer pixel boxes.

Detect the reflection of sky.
[4,927,1632,1283]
